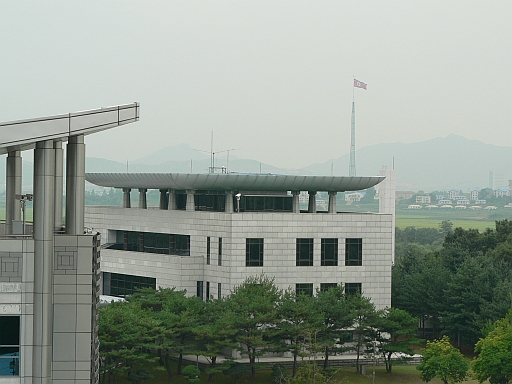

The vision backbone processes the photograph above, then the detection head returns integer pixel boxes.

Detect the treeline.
[393,219,512,346]
[99,276,418,383]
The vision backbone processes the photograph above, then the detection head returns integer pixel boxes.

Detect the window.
[295,283,313,297]
[320,283,338,292]
[206,237,211,265]
[345,283,362,296]
[239,195,293,212]
[345,238,362,266]
[206,282,210,301]
[108,231,190,256]
[0,316,20,376]
[197,281,204,301]
[296,238,313,266]
[218,283,222,299]
[218,238,222,266]
[321,238,338,266]
[246,238,264,267]
[103,272,156,297]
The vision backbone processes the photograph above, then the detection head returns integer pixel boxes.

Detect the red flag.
[354,79,367,90]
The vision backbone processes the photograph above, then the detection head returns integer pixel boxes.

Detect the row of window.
[206,237,222,266]
[0,316,20,376]
[108,231,190,256]
[246,238,363,267]
[296,282,362,297]
[197,281,221,301]
[102,272,157,297]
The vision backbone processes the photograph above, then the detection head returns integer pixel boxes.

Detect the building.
[470,190,479,201]
[395,191,415,202]
[415,195,431,204]
[0,103,139,383]
[84,170,396,311]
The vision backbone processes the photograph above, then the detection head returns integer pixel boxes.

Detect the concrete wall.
[86,206,392,309]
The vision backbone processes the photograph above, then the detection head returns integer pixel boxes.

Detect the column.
[54,141,64,231]
[186,189,195,212]
[225,190,234,213]
[5,150,22,234]
[138,188,147,209]
[308,191,317,213]
[66,135,85,234]
[122,188,131,208]
[167,189,176,210]
[159,189,168,210]
[33,140,55,384]
[291,191,300,213]
[328,191,337,213]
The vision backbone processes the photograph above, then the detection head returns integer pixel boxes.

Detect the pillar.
[33,140,55,384]
[5,150,22,234]
[66,135,85,234]
[308,191,317,213]
[54,140,64,231]
[186,189,195,212]
[159,189,168,210]
[328,191,337,213]
[167,189,176,210]
[291,191,300,213]
[225,190,234,213]
[122,188,131,208]
[138,188,147,209]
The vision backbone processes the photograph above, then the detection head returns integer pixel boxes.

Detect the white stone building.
[85,171,396,310]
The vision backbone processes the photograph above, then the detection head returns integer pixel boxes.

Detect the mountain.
[1,135,510,192]
[300,134,512,191]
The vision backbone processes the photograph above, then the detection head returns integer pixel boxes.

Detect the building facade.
[0,103,139,384]
[85,172,395,310]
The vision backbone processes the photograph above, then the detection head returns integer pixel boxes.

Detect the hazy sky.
[1,1,511,169]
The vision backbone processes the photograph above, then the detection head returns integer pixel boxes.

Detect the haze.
[1,1,511,170]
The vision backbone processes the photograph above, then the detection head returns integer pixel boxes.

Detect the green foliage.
[227,274,281,379]
[128,368,153,384]
[182,365,201,383]
[271,364,291,383]
[222,362,250,384]
[472,310,512,384]
[417,336,469,384]
[373,307,421,372]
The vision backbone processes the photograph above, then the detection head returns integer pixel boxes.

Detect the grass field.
[108,364,487,384]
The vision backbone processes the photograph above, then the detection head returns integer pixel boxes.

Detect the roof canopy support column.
[167,189,176,210]
[33,140,55,384]
[122,188,131,208]
[308,191,317,213]
[54,140,64,231]
[5,150,22,234]
[66,134,85,234]
[159,189,168,210]
[186,189,195,212]
[291,191,300,213]
[328,191,337,214]
[225,190,234,213]
[138,188,147,209]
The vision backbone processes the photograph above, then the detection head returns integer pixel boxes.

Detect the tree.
[417,336,469,384]
[182,365,201,384]
[373,307,420,373]
[349,293,379,374]
[192,297,238,381]
[276,288,324,376]
[472,310,512,384]
[314,284,356,368]
[99,301,160,383]
[227,274,281,379]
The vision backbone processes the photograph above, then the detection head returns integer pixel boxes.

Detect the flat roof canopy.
[0,102,139,155]
[85,173,385,192]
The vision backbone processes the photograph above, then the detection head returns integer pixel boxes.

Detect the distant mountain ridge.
[1,136,510,191]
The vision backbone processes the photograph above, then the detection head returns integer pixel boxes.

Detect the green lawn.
[107,364,487,384]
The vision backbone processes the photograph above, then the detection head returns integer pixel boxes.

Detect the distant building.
[448,190,460,199]
[345,192,364,202]
[470,190,479,201]
[438,199,452,204]
[457,199,470,205]
[416,195,431,204]
[396,191,415,202]
[408,204,422,209]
